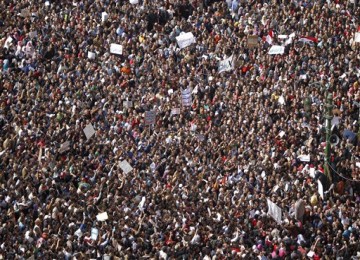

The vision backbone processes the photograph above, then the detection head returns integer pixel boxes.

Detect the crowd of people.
[0,0,360,259]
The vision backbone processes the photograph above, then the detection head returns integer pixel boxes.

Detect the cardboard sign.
[247,35,258,48]
[21,8,31,17]
[96,212,109,221]
[181,88,192,107]
[119,160,133,174]
[268,45,285,55]
[110,44,123,55]
[218,55,234,73]
[176,32,196,49]
[145,110,156,125]
[83,123,96,140]
[267,198,282,224]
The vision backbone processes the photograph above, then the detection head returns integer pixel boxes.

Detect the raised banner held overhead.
[181,88,192,107]
[218,55,234,73]
[268,45,285,55]
[176,32,196,49]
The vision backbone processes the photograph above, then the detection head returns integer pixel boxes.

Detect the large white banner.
[267,198,282,224]
[176,32,196,49]
[181,88,192,106]
[218,55,234,73]
[268,45,285,55]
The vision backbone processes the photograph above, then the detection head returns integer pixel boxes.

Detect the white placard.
[123,101,133,108]
[268,45,285,55]
[218,55,234,73]
[307,251,315,257]
[119,160,133,174]
[4,36,13,49]
[101,12,109,22]
[91,228,99,240]
[309,167,315,178]
[83,123,96,140]
[354,32,360,43]
[267,198,282,224]
[278,131,285,138]
[138,196,145,210]
[278,35,288,39]
[176,32,196,49]
[29,31,38,38]
[110,44,123,55]
[317,180,324,200]
[145,110,156,125]
[45,1,50,6]
[96,212,108,221]
[59,141,70,153]
[331,116,340,127]
[88,51,96,60]
[171,108,180,115]
[181,88,192,107]
[278,96,285,105]
[130,0,139,3]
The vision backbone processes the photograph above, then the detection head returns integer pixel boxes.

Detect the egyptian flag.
[263,29,274,45]
[298,36,318,44]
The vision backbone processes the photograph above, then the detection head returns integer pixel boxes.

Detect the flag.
[263,29,274,45]
[298,36,318,44]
